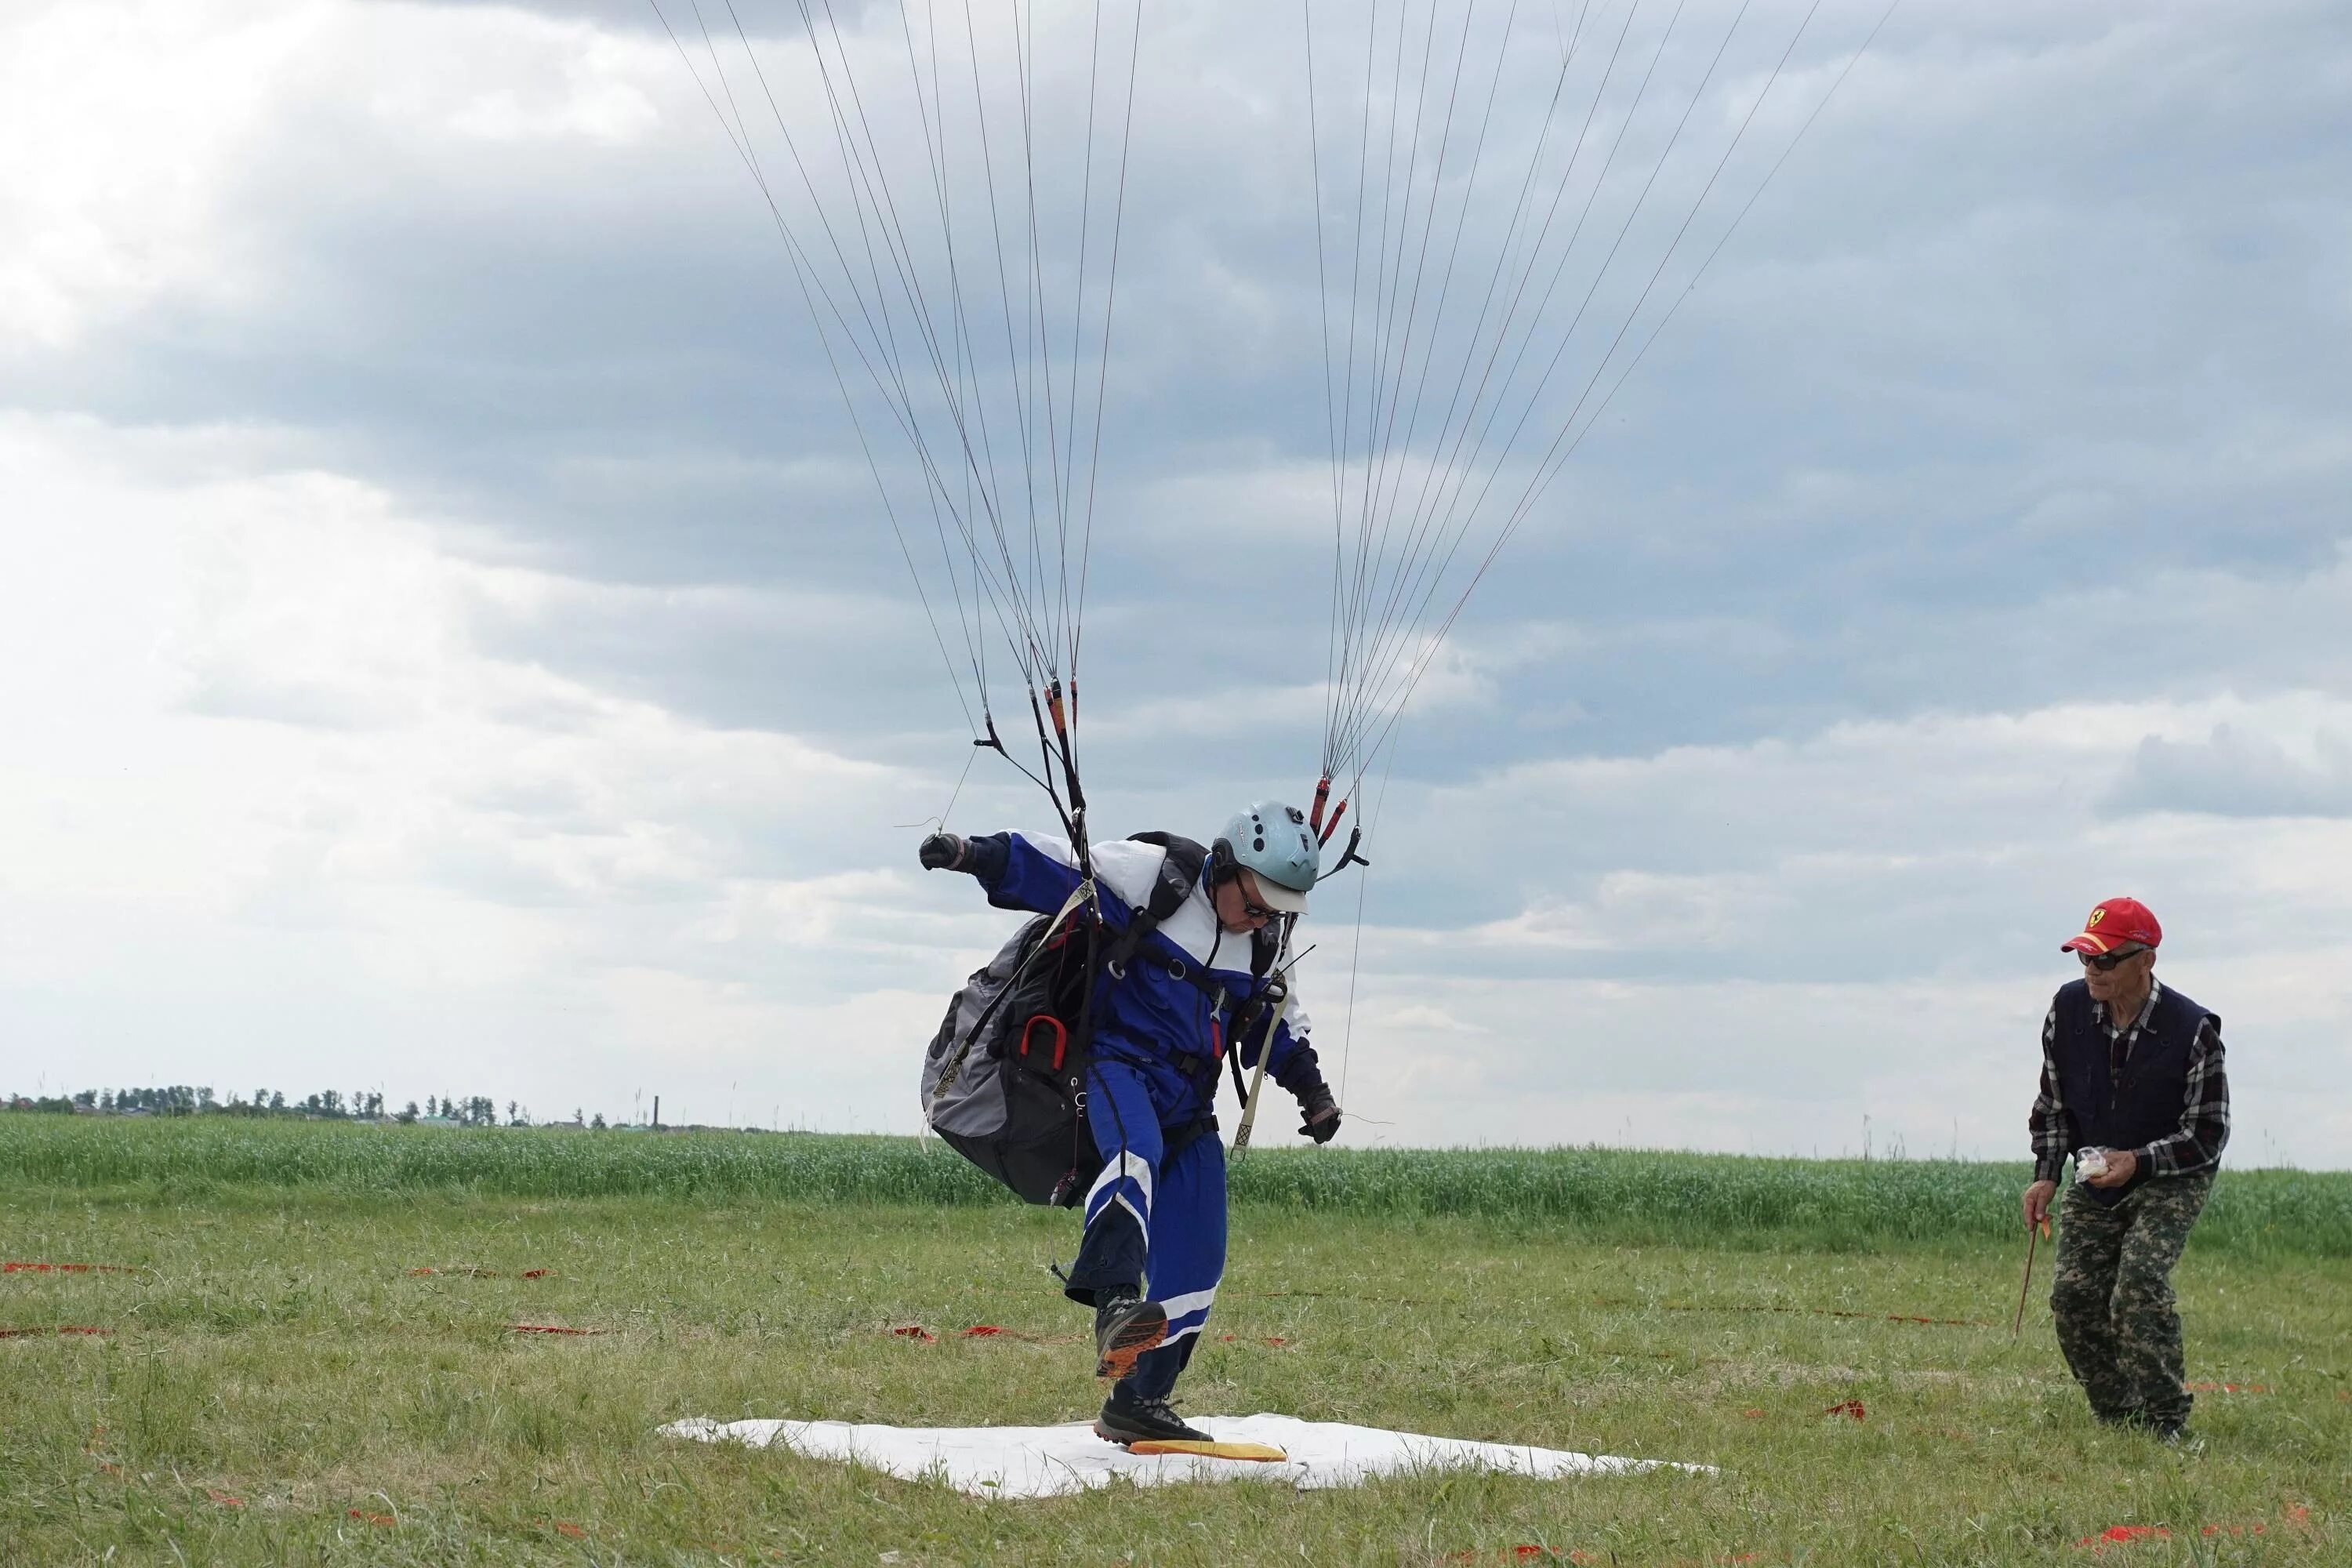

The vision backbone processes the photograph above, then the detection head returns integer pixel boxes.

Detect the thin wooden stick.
[2013,1218,2049,1339]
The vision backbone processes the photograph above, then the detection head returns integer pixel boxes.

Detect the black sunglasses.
[1224,878,1283,922]
[2077,948,2144,972]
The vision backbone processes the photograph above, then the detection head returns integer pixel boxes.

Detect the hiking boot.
[2114,1410,2200,1448]
[1093,1291,1167,1380]
[1094,1383,1209,1446]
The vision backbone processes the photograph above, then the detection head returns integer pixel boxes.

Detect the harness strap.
[1054,838,1204,1203]
[1172,1048,1221,1083]
[1162,1115,1221,1163]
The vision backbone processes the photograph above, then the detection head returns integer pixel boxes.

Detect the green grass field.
[4,1117,2347,1565]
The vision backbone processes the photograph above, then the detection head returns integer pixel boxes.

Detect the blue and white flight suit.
[971,829,1331,1400]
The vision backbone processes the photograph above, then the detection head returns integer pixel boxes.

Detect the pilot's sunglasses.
[2078,948,2142,972]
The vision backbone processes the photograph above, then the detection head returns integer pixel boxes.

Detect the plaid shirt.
[2030,978,2230,1185]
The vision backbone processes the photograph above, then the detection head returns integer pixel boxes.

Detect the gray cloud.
[372,0,750,35]
[2111,723,2352,819]
[13,2,2346,729]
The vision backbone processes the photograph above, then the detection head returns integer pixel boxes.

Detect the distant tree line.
[2,1087,534,1127]
[2,1089,776,1134]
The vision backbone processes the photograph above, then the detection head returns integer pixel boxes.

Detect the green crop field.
[3,1116,2348,1566]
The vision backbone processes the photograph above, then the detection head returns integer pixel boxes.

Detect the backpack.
[920,833,1209,1206]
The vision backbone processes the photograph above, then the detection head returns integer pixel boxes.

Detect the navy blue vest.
[2050,979,2217,1207]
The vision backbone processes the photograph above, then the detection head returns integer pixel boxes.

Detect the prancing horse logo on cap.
[2086,907,2107,927]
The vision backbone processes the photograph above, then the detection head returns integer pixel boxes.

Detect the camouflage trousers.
[2051,1174,2212,1426]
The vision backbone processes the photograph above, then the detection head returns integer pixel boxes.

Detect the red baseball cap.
[2061,897,2161,956]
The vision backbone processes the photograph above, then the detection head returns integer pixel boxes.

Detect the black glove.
[1297,1084,1341,1145]
[920,831,1009,882]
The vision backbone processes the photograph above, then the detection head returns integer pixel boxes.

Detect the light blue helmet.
[1214,800,1320,915]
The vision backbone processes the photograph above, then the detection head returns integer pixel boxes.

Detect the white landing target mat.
[662,1413,1711,1499]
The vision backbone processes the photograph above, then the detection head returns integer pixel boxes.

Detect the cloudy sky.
[5,0,2349,1163]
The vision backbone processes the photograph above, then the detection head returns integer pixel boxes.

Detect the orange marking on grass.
[5,1261,130,1273]
[2075,1524,2169,1551]
[951,1323,1080,1345]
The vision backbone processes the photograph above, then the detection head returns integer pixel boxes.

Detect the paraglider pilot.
[921,800,1340,1444]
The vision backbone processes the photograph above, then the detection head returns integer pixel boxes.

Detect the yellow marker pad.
[1127,1440,1288,1462]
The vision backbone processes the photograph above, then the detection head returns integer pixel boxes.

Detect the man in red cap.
[2022,898,2230,1443]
